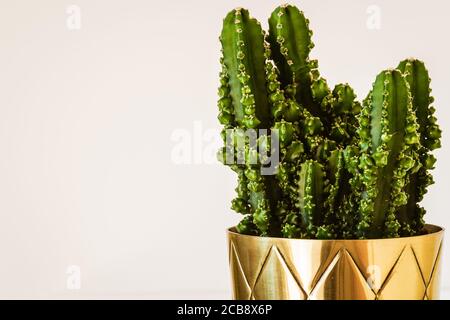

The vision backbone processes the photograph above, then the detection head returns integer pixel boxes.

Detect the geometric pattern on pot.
[228,225,444,300]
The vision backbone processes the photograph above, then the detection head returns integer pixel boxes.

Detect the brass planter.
[228,225,444,300]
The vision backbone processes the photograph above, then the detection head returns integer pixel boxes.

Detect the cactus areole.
[217,5,441,239]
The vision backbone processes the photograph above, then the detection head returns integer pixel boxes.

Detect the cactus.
[395,59,442,235]
[219,8,282,236]
[218,5,441,239]
[355,69,421,238]
[219,8,271,129]
[268,4,318,114]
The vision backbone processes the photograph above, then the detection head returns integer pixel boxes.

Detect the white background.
[0,0,449,299]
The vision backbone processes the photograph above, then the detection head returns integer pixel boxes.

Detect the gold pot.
[228,224,444,300]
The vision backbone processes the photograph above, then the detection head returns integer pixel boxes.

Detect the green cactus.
[268,4,318,114]
[219,8,284,236]
[355,69,421,238]
[218,5,441,239]
[395,59,442,235]
[220,8,271,129]
[297,160,325,235]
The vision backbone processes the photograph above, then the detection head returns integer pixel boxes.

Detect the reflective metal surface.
[228,225,444,300]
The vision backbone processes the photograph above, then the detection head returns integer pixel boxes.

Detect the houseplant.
[218,4,444,300]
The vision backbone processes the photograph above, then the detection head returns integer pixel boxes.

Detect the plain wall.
[0,0,448,298]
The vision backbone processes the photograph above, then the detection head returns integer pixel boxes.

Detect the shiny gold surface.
[228,225,444,300]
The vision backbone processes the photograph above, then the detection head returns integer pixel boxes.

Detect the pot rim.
[227,224,444,243]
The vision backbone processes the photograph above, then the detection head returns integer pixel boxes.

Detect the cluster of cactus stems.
[217,4,441,239]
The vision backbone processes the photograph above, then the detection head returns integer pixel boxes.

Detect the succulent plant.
[217,4,441,239]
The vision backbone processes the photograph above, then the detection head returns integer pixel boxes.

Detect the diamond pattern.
[309,249,377,300]
[377,245,426,300]
[426,242,443,299]
[228,227,444,300]
[229,242,252,299]
[252,246,306,299]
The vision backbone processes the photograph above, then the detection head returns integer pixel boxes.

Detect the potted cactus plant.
[218,4,444,300]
